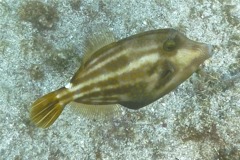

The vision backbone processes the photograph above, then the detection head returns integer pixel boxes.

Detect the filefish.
[30,28,212,128]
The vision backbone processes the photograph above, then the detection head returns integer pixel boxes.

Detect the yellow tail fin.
[30,87,70,128]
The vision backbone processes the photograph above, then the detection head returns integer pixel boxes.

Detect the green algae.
[19,1,59,30]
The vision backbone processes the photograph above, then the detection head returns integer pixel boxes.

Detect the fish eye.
[163,39,177,51]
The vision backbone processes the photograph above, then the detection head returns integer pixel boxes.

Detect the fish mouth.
[193,42,213,62]
[179,41,213,74]
[206,44,213,57]
[205,44,213,58]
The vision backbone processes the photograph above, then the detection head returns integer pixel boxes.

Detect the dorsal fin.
[69,102,121,119]
[82,29,116,65]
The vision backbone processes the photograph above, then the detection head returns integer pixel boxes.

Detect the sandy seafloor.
[0,0,240,159]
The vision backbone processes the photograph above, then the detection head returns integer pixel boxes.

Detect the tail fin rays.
[30,87,70,128]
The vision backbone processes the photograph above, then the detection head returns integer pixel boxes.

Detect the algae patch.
[19,1,59,30]
[70,0,82,11]
[28,64,45,81]
[20,33,81,77]
[0,40,10,55]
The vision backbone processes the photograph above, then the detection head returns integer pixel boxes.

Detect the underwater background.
[0,0,239,159]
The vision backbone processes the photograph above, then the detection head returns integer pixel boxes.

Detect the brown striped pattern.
[72,53,160,103]
[59,29,210,108]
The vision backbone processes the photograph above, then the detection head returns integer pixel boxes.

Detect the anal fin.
[70,102,121,119]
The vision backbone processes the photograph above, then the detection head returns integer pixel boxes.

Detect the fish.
[30,28,212,128]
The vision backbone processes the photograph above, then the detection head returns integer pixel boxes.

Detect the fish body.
[30,29,212,128]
